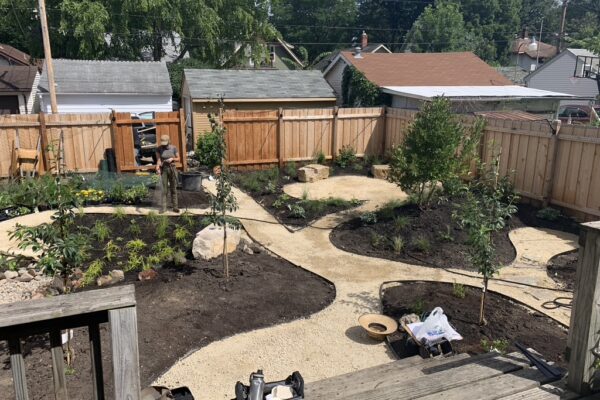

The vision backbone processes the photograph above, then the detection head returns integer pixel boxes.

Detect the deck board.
[498,380,581,399]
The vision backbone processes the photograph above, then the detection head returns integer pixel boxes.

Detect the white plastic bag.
[409,307,462,344]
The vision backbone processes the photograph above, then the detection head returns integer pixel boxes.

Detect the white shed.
[38,59,173,113]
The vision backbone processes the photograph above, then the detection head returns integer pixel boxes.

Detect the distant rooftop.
[0,66,37,92]
[496,66,529,85]
[184,69,336,100]
[39,59,172,96]
[0,43,31,66]
[381,85,575,101]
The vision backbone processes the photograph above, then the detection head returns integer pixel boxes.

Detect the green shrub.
[113,206,127,220]
[392,236,404,253]
[272,194,291,208]
[196,130,222,168]
[104,240,119,262]
[156,215,170,239]
[180,211,195,227]
[287,204,306,219]
[438,225,454,242]
[360,212,377,225]
[82,260,104,286]
[92,221,111,242]
[315,150,326,164]
[412,237,431,253]
[143,255,161,271]
[393,216,410,231]
[146,210,159,223]
[128,220,141,237]
[452,282,467,299]
[153,239,175,262]
[481,338,509,354]
[370,232,385,248]
[174,225,191,244]
[264,181,277,195]
[121,185,148,205]
[284,162,297,178]
[336,145,357,168]
[536,207,562,221]
[378,200,403,220]
[125,239,146,253]
[125,253,144,272]
[364,154,382,167]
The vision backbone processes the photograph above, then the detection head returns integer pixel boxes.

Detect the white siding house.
[525,49,599,105]
[38,60,173,113]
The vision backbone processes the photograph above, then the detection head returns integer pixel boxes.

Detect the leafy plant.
[272,193,291,208]
[378,200,403,220]
[393,216,411,231]
[438,225,454,242]
[342,66,384,107]
[284,161,297,178]
[264,180,277,195]
[392,236,404,253]
[156,215,170,239]
[125,253,144,272]
[455,157,519,325]
[536,207,562,222]
[287,203,306,219]
[92,220,111,242]
[196,129,222,168]
[388,97,484,207]
[360,212,377,225]
[143,255,161,271]
[146,210,159,223]
[174,225,192,244]
[411,299,425,315]
[172,249,187,266]
[180,211,196,227]
[113,206,127,220]
[128,220,141,237]
[125,239,146,254]
[122,185,149,205]
[153,239,175,263]
[452,282,467,299]
[370,232,385,248]
[481,338,509,354]
[301,187,310,201]
[82,260,104,286]
[104,240,119,262]
[336,145,357,168]
[315,150,326,164]
[412,237,431,253]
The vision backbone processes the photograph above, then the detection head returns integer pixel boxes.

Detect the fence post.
[179,108,188,171]
[110,110,121,173]
[380,106,387,156]
[331,106,339,162]
[278,108,284,168]
[543,119,561,208]
[567,221,600,394]
[38,111,50,172]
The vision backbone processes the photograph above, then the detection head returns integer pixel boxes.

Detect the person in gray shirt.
[156,134,180,213]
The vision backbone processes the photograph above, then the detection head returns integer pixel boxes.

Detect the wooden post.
[49,330,68,400]
[179,108,188,171]
[8,338,29,400]
[38,0,58,113]
[38,111,50,172]
[88,324,105,400]
[331,106,339,162]
[110,110,121,173]
[278,108,284,168]
[567,220,600,394]
[380,106,387,156]
[543,119,561,207]
[109,306,141,400]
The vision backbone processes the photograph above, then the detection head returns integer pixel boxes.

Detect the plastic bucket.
[180,172,204,192]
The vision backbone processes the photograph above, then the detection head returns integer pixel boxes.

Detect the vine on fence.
[342,65,388,107]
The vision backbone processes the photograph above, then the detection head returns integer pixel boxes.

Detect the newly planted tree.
[455,157,518,325]
[204,103,240,280]
[388,97,483,207]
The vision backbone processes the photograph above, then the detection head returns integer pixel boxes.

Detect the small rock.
[34,275,42,281]
[17,274,33,283]
[250,243,262,254]
[71,279,84,290]
[51,275,66,292]
[0,272,5,280]
[242,244,254,255]
[138,269,158,281]
[27,268,37,277]
[31,292,45,300]
[109,270,125,283]
[298,164,330,183]
[18,268,27,276]
[71,268,83,280]
[36,270,43,276]
[4,270,19,280]
[96,275,113,287]
[371,164,391,180]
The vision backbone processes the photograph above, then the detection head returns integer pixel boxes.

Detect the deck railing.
[0,284,141,400]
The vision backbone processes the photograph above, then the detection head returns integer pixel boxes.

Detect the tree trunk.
[479,277,488,325]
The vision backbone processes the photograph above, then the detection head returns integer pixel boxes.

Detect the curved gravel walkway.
[154,176,578,399]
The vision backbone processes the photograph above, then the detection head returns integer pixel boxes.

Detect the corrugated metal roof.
[184,69,336,100]
[381,85,576,100]
[39,59,172,96]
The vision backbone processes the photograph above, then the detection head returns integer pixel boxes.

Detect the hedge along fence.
[222,106,600,220]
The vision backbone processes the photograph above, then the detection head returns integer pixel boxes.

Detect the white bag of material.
[408,307,462,345]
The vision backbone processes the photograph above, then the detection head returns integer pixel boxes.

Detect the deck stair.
[305,351,589,399]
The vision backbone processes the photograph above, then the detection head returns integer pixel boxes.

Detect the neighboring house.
[496,66,529,86]
[232,38,306,70]
[0,66,39,114]
[524,48,599,105]
[38,59,173,113]
[0,43,30,66]
[182,69,336,141]
[510,37,557,72]
[325,51,574,114]
[314,31,391,73]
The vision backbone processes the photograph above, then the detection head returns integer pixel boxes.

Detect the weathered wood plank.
[308,352,528,400]
[109,306,141,400]
[418,366,547,400]
[50,330,68,400]
[498,379,580,399]
[0,285,135,328]
[88,324,105,400]
[305,353,473,398]
[8,338,29,400]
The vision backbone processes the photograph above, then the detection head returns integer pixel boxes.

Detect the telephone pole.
[557,0,569,54]
[38,0,58,113]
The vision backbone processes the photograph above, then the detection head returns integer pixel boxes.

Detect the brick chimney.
[361,31,368,49]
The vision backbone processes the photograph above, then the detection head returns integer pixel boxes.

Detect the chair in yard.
[9,131,41,180]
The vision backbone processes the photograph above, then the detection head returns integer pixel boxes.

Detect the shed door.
[0,96,19,114]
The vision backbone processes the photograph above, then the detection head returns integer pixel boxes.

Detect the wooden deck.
[305,352,596,399]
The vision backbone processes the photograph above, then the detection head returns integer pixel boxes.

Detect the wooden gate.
[112,110,187,172]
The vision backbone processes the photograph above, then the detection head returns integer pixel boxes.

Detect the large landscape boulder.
[298,164,330,183]
[192,224,241,261]
[371,164,390,180]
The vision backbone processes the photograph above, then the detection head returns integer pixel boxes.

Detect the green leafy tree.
[455,157,518,325]
[204,102,239,280]
[405,0,479,53]
[341,66,385,106]
[387,97,483,207]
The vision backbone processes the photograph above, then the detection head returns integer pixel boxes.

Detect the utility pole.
[557,0,569,54]
[38,0,58,113]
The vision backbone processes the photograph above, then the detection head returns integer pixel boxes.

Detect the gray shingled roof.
[39,59,172,95]
[184,69,336,99]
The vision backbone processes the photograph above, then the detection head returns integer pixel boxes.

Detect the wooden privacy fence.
[0,111,187,178]
[222,106,600,220]
[0,285,141,400]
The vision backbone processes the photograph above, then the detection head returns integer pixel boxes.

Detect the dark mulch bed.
[0,252,335,399]
[330,199,517,271]
[232,166,366,228]
[383,282,568,367]
[515,204,580,236]
[547,250,578,291]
